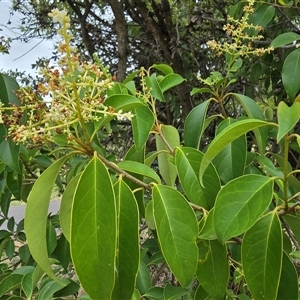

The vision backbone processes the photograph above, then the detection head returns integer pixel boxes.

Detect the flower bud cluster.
[0,9,134,149]
[206,0,274,58]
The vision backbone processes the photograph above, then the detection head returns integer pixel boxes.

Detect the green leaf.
[152,64,174,75]
[59,173,80,243]
[57,234,71,272]
[153,185,198,287]
[71,155,117,300]
[37,280,68,300]
[199,119,274,184]
[277,101,300,142]
[112,179,139,300]
[155,125,179,186]
[199,209,217,240]
[233,93,268,154]
[132,105,155,151]
[53,280,80,297]
[0,73,20,106]
[146,73,165,102]
[144,286,164,299]
[46,222,57,255]
[25,155,68,283]
[22,271,34,299]
[282,48,300,99]
[214,175,274,244]
[190,87,212,95]
[145,200,155,230]
[5,238,14,260]
[0,139,20,173]
[242,212,282,300]
[251,5,275,27]
[0,274,23,296]
[271,32,300,48]
[163,284,189,299]
[118,160,161,183]
[175,147,220,210]
[277,251,298,300]
[283,214,300,243]
[214,119,247,183]
[159,74,185,92]
[136,261,151,295]
[184,100,211,149]
[197,239,229,299]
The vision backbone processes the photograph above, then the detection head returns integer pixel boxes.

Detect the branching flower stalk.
[0,9,134,154]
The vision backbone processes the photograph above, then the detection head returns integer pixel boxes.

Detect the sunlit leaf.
[71,155,117,299]
[25,155,68,283]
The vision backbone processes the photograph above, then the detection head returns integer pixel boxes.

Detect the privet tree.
[1,1,300,299]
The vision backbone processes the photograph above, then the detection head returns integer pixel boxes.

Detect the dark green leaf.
[242,212,282,300]
[184,101,211,149]
[136,261,151,295]
[153,185,198,287]
[159,74,185,92]
[0,73,20,106]
[132,105,155,151]
[282,48,300,99]
[277,251,298,300]
[271,32,300,48]
[214,175,274,243]
[112,179,139,300]
[197,239,229,299]
[199,119,273,183]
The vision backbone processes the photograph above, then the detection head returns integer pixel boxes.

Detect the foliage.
[0,1,300,299]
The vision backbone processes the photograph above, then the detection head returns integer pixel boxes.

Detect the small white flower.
[48,9,68,25]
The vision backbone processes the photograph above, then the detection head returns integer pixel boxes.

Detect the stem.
[283,135,290,210]
[97,154,152,190]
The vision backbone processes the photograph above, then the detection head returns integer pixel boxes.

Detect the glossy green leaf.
[112,179,139,300]
[46,222,57,255]
[144,286,164,299]
[214,118,247,183]
[282,48,300,99]
[22,271,34,299]
[59,173,80,243]
[242,212,282,300]
[25,155,68,283]
[0,274,23,296]
[53,280,80,297]
[19,244,30,262]
[37,280,68,300]
[184,100,211,149]
[271,32,300,48]
[159,73,185,92]
[233,93,268,154]
[283,214,300,243]
[71,155,117,299]
[175,147,220,210]
[152,64,174,75]
[197,239,229,299]
[156,125,179,186]
[199,119,273,184]
[277,101,300,142]
[118,160,161,183]
[5,238,14,260]
[136,261,151,295]
[214,175,274,243]
[191,87,213,95]
[105,94,143,111]
[153,185,198,287]
[199,209,217,240]
[131,289,142,300]
[57,234,71,272]
[0,73,20,106]
[0,139,20,173]
[277,251,298,300]
[146,74,165,101]
[164,284,189,299]
[132,105,155,151]
[250,5,275,27]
